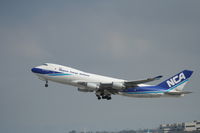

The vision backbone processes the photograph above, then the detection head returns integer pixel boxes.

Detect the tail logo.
[166,72,186,88]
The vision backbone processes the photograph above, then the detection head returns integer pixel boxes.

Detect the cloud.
[1,1,200,133]
[101,32,152,59]
[15,42,52,59]
[0,27,52,60]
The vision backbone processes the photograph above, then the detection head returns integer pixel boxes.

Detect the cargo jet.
[31,63,193,100]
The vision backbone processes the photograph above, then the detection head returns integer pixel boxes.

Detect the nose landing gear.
[45,81,48,87]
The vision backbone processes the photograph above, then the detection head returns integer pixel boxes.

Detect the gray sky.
[0,0,200,133]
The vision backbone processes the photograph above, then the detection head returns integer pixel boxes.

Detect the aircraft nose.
[31,67,40,73]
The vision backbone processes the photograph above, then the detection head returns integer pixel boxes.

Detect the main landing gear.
[45,80,48,87]
[96,94,112,100]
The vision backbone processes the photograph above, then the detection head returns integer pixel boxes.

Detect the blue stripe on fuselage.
[31,68,72,76]
[48,73,72,76]
[122,86,165,94]
[122,79,188,94]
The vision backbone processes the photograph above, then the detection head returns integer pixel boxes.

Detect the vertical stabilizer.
[157,70,193,91]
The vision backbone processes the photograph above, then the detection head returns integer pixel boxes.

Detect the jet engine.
[86,83,98,90]
[78,83,98,92]
[112,82,125,90]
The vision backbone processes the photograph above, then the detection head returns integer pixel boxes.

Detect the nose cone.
[31,67,40,74]
[31,67,36,73]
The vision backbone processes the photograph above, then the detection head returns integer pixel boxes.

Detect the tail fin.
[157,70,193,91]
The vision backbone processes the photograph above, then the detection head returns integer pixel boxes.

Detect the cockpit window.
[42,63,48,66]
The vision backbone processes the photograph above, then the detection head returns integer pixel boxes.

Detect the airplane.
[31,63,193,100]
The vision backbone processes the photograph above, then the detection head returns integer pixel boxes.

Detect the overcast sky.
[0,0,200,133]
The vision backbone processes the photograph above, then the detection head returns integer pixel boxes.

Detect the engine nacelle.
[78,88,93,92]
[78,83,98,92]
[86,83,98,90]
[112,82,125,90]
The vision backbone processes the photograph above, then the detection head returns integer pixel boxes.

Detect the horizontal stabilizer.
[164,91,192,95]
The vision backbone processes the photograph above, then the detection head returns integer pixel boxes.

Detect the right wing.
[77,75,162,91]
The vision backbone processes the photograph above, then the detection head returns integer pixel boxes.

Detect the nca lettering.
[166,73,186,88]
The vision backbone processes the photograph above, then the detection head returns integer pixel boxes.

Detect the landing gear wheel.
[45,84,48,87]
[96,92,112,100]
[106,95,112,100]
[45,81,48,87]
[96,95,101,100]
[106,97,112,100]
[102,95,106,99]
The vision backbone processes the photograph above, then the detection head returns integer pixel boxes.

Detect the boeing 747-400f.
[31,63,193,100]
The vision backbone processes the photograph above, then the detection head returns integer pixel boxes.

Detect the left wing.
[124,75,163,87]
[77,75,162,91]
[77,75,162,100]
[98,75,163,89]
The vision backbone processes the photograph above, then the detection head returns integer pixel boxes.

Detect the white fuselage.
[32,63,191,99]
[34,63,125,88]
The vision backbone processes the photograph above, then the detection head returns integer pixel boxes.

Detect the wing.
[97,75,163,89]
[77,75,162,100]
[124,75,163,87]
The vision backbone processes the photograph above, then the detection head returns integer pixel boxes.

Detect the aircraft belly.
[119,92,163,98]
[43,75,79,86]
